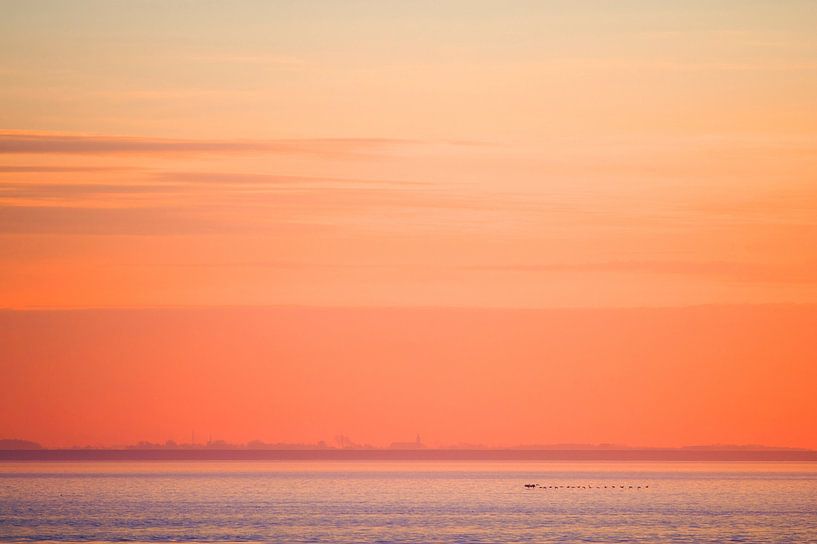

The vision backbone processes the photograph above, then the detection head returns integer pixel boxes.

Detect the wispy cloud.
[0,205,235,235]
[78,258,817,285]
[460,260,817,284]
[0,172,447,209]
[0,165,139,173]
[0,183,183,199]
[0,176,510,234]
[0,161,497,215]
[153,171,429,186]
[0,130,411,156]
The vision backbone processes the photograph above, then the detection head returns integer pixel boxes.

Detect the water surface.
[1,461,816,542]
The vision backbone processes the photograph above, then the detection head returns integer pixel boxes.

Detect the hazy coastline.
[2,448,815,462]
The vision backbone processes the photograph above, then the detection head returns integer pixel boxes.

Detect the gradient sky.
[1,1,817,448]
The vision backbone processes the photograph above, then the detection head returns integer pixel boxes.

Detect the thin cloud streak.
[87,258,817,286]
[0,183,185,199]
[0,166,140,173]
[154,171,430,186]
[0,181,503,233]
[0,183,489,210]
[0,205,232,235]
[461,261,817,284]
[0,130,413,156]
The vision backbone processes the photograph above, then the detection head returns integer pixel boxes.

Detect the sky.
[1,1,817,448]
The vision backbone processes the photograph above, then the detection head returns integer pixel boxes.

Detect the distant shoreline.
[2,449,815,462]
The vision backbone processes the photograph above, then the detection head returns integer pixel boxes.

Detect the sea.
[1,460,816,543]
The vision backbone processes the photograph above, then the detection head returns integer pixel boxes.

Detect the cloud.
[460,261,817,284]
[0,183,183,199]
[0,130,410,156]
[0,205,226,235]
[0,170,429,203]
[153,171,428,186]
[0,166,139,173]
[71,258,817,285]
[0,176,469,213]
[104,260,399,270]
[0,164,502,229]
[0,181,500,234]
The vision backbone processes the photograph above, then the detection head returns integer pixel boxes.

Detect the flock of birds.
[524,484,648,489]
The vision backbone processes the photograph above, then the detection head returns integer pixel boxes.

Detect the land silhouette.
[1,437,814,461]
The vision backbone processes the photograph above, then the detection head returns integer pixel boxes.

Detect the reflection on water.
[1,461,816,542]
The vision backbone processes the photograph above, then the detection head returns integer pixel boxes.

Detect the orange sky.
[1,1,817,448]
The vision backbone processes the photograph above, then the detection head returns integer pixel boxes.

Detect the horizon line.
[2,448,816,463]
[3,302,817,312]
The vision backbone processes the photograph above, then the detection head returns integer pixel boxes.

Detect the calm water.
[1,461,816,543]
